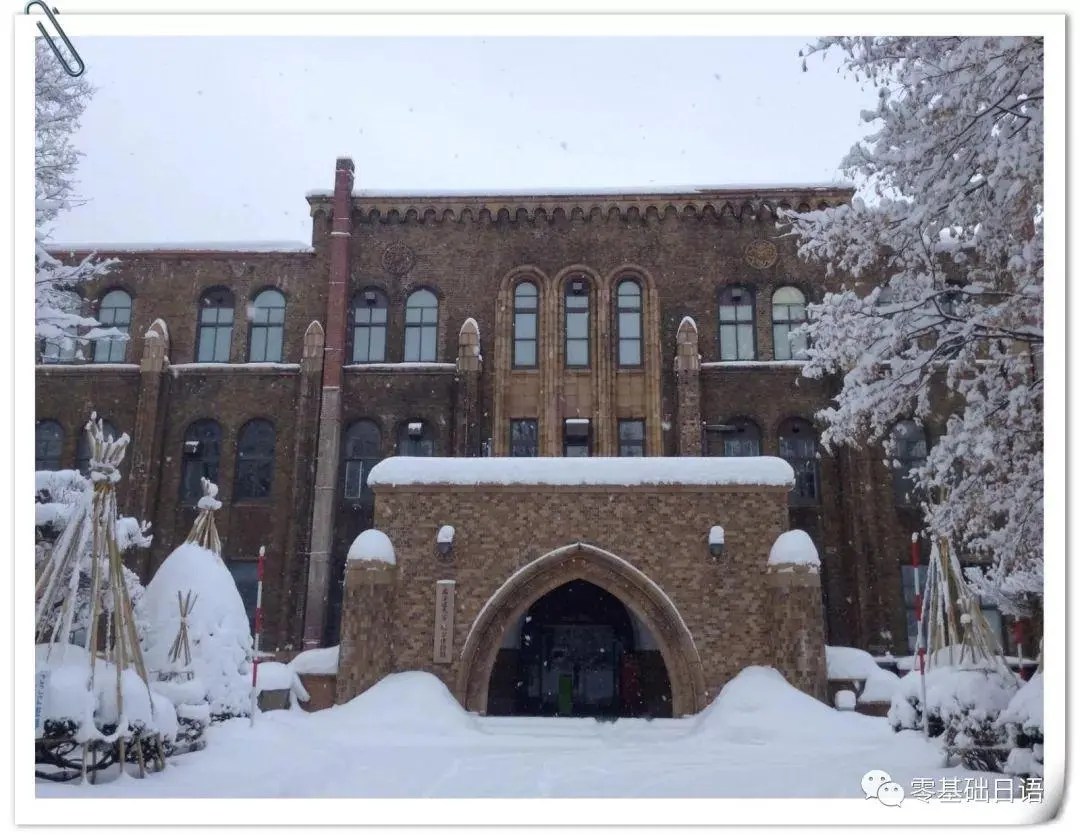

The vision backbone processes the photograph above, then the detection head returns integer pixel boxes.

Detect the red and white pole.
[911,532,929,737]
[250,545,265,726]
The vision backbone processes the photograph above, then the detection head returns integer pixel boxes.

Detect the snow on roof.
[367,457,794,489]
[306,182,853,200]
[347,528,396,565]
[45,241,314,254]
[288,645,340,676]
[767,529,821,568]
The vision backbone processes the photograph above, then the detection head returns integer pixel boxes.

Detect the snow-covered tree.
[35,38,118,360]
[783,37,1043,619]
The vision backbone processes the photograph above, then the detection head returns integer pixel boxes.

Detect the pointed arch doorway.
[456,542,707,718]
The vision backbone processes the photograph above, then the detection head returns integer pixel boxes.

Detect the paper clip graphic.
[26,2,85,77]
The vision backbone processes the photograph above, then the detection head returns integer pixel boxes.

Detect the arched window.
[342,420,382,501]
[235,419,275,500]
[350,289,388,363]
[891,420,927,506]
[398,419,435,456]
[565,277,590,368]
[75,418,118,477]
[779,417,819,505]
[248,289,285,362]
[93,289,132,363]
[196,287,234,363]
[718,285,755,360]
[771,286,808,360]
[706,417,761,457]
[404,289,438,362]
[512,282,538,368]
[616,279,643,367]
[35,420,63,471]
[180,419,222,503]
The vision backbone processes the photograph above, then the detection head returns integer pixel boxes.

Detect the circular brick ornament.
[381,243,415,276]
[744,239,778,270]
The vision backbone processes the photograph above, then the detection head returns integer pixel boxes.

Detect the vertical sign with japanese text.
[433,580,456,664]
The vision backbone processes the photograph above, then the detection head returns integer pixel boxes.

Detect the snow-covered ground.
[35,667,1010,799]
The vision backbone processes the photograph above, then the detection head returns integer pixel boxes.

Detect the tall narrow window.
[342,420,382,501]
[35,420,63,471]
[565,278,590,368]
[180,419,222,503]
[235,419,275,500]
[248,289,285,362]
[404,289,438,362]
[512,282,538,368]
[350,289,388,363]
[196,287,234,363]
[706,418,762,457]
[618,419,645,456]
[563,418,591,457]
[93,289,132,363]
[890,420,927,507]
[616,279,643,367]
[779,417,819,505]
[398,420,435,456]
[771,286,807,360]
[718,286,755,360]
[75,418,118,477]
[509,419,538,457]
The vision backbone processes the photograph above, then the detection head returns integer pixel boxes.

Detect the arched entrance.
[457,542,707,717]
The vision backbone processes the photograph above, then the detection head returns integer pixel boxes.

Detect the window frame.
[234,418,276,501]
[890,420,928,507]
[512,281,539,369]
[404,288,439,363]
[196,287,235,363]
[718,285,756,361]
[93,288,133,364]
[35,419,64,471]
[778,417,819,506]
[771,285,808,361]
[564,278,591,369]
[342,419,382,502]
[617,418,646,457]
[706,417,762,457]
[509,418,539,457]
[562,418,591,457]
[180,419,222,504]
[615,279,643,368]
[349,288,389,364]
[247,287,286,363]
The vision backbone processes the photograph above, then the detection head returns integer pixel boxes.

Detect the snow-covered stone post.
[454,318,482,456]
[335,529,397,704]
[674,316,702,455]
[765,530,827,700]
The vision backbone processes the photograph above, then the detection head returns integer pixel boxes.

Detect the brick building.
[35,156,962,714]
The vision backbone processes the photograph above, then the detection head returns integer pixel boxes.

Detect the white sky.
[49,36,877,245]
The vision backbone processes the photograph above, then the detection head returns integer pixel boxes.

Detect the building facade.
[36,157,954,694]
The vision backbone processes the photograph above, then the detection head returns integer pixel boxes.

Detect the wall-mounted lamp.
[708,525,725,559]
[437,524,455,560]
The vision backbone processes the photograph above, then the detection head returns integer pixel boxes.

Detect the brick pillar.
[126,317,170,579]
[335,558,396,704]
[674,316,702,455]
[766,561,828,700]
[302,157,354,648]
[278,321,325,648]
[454,318,482,456]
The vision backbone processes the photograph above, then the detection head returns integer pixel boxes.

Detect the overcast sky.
[49,36,877,246]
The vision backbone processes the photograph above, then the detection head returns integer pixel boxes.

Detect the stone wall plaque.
[744,239,778,270]
[433,580,456,664]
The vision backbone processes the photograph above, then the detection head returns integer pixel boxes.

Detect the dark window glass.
[513,282,538,368]
[180,419,222,503]
[706,418,762,457]
[718,285,755,360]
[342,420,382,501]
[350,289,388,363]
[196,288,234,363]
[248,289,286,363]
[900,565,921,654]
[398,420,435,456]
[35,420,64,471]
[779,418,819,505]
[75,419,117,477]
[772,286,807,361]
[510,419,539,457]
[618,419,645,457]
[93,289,132,363]
[565,280,590,368]
[404,289,438,362]
[235,419,275,500]
[563,419,591,457]
[227,560,259,634]
[616,280,642,367]
[891,420,928,507]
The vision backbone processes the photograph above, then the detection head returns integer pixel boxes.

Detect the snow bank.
[368,456,795,488]
[888,665,1017,732]
[999,671,1043,733]
[347,529,396,565]
[767,529,820,567]
[142,543,254,718]
[826,646,900,703]
[330,672,476,737]
[288,645,339,676]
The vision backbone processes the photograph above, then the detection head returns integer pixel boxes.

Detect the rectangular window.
[617,313,642,366]
[344,460,365,499]
[618,419,645,457]
[510,419,539,457]
[565,291,590,368]
[227,560,259,634]
[513,313,538,368]
[563,418,591,457]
